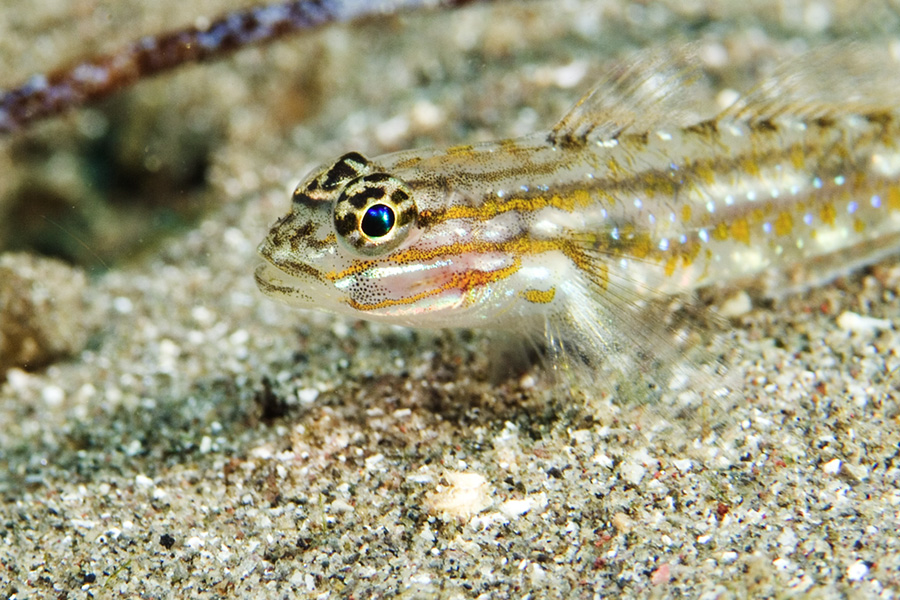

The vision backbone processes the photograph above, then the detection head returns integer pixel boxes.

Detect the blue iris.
[360,204,395,238]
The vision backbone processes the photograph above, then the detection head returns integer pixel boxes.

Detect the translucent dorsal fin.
[548,45,708,147]
[549,41,900,148]
[719,41,900,125]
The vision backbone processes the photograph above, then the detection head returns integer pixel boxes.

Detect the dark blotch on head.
[347,186,386,209]
[293,192,314,205]
[391,189,409,203]
[342,151,369,165]
[335,212,357,237]
[294,221,314,238]
[363,173,392,184]
[323,157,364,190]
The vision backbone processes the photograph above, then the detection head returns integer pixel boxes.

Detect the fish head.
[257,151,509,327]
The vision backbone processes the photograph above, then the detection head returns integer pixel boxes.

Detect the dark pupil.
[360,204,395,238]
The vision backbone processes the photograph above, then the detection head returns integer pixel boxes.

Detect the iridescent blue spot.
[847,201,858,214]
[361,204,395,238]
[658,238,670,251]
[803,213,813,226]
[763,222,772,234]
[871,195,882,208]
[813,177,823,189]
[698,229,709,243]
[834,175,846,186]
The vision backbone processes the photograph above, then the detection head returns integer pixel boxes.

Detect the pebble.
[0,253,94,372]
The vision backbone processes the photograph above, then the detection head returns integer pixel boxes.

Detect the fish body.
[256,44,900,368]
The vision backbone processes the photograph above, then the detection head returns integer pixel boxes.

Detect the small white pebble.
[112,296,133,314]
[519,373,536,389]
[425,472,492,518]
[41,385,65,407]
[297,388,320,404]
[365,454,385,469]
[134,474,154,489]
[186,536,204,550]
[716,88,741,110]
[124,439,143,457]
[5,368,32,392]
[229,329,249,345]
[410,100,445,129]
[552,60,589,88]
[773,557,792,570]
[331,320,350,338]
[375,115,410,147]
[592,453,614,468]
[847,560,869,581]
[822,458,842,475]
[718,290,752,318]
[697,534,712,544]
[331,499,354,513]
[250,445,273,459]
[289,570,306,588]
[836,311,891,335]
[673,458,693,473]
[721,551,739,563]
[191,305,214,325]
[620,461,646,485]
[499,498,537,519]
[199,436,212,453]
[418,525,436,544]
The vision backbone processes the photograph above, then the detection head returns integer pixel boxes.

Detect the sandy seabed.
[1,0,899,598]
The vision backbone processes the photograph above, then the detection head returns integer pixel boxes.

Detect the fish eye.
[360,204,395,238]
[333,173,417,256]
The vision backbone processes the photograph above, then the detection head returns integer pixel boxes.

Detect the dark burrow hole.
[1,99,220,270]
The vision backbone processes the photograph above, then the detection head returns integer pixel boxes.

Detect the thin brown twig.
[0,0,488,135]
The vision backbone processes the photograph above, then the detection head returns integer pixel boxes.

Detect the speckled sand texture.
[1,1,899,598]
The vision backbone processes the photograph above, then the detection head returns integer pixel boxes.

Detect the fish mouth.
[254,262,320,304]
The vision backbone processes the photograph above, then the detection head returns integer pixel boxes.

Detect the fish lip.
[253,261,320,298]
[254,262,298,296]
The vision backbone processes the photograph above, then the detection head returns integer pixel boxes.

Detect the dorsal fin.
[549,41,900,148]
[719,41,900,125]
[548,45,709,147]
